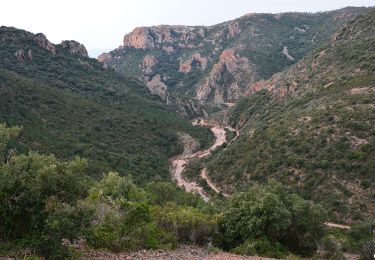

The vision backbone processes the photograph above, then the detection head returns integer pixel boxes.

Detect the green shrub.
[318,236,345,259]
[360,240,375,260]
[218,180,327,257]
[152,204,217,245]
[231,239,288,259]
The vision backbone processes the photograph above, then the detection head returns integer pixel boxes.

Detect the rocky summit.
[61,40,88,57]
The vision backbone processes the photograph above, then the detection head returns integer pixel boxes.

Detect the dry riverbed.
[170,119,238,201]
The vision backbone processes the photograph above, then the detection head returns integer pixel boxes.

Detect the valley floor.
[170,118,238,201]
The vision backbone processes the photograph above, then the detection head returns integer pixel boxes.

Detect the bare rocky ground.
[79,245,274,260]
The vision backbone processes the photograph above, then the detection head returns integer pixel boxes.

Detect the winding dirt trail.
[170,119,238,201]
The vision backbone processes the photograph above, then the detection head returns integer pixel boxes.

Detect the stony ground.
[80,246,274,260]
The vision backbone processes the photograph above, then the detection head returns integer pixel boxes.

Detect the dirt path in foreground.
[81,245,275,259]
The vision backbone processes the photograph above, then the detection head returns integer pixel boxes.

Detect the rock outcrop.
[141,55,168,100]
[123,25,204,50]
[15,49,33,62]
[196,49,259,104]
[98,53,112,63]
[145,74,168,100]
[142,55,158,76]
[61,40,88,57]
[123,27,155,49]
[15,49,25,61]
[33,33,55,54]
[179,54,208,73]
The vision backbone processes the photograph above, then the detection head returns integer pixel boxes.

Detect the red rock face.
[33,33,56,54]
[123,27,155,49]
[142,55,158,76]
[179,54,208,74]
[123,25,204,50]
[145,74,168,100]
[98,53,112,63]
[196,48,259,104]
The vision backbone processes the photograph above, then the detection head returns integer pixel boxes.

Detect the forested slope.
[0,26,213,183]
[205,9,375,223]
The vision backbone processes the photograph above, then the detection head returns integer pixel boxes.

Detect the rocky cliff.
[196,48,259,104]
[122,25,205,50]
[100,7,368,110]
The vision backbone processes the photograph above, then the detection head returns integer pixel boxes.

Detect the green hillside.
[0,26,213,183]
[203,9,375,223]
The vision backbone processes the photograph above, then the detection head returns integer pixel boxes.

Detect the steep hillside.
[0,26,213,184]
[100,7,368,108]
[199,9,375,223]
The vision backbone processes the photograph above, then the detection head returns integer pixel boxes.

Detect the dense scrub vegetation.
[205,9,375,223]
[318,219,375,259]
[218,180,329,258]
[0,123,352,259]
[0,27,213,184]
[1,8,375,260]
[0,123,211,258]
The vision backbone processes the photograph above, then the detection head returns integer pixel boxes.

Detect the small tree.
[0,123,21,162]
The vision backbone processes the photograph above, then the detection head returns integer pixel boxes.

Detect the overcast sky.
[1,0,373,56]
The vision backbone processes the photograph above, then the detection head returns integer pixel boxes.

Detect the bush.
[218,180,327,257]
[318,237,345,259]
[145,181,202,207]
[231,239,288,259]
[0,153,90,239]
[152,204,217,245]
[89,171,146,202]
[360,240,375,260]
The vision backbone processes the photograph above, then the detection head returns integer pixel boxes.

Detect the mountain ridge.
[99,7,370,110]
